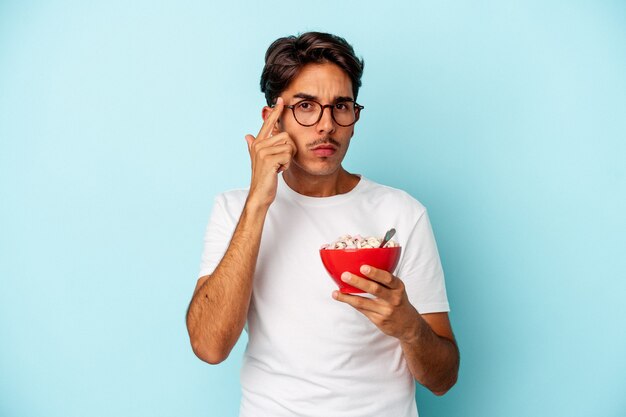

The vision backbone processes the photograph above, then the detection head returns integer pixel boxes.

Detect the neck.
[282,166,360,197]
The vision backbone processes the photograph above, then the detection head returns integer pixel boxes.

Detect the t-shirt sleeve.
[198,194,236,278]
[396,208,450,314]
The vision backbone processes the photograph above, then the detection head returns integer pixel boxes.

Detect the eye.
[296,101,316,112]
[334,102,352,112]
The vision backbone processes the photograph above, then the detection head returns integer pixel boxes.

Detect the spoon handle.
[379,228,396,248]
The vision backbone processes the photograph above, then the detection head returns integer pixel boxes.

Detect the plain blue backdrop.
[1,1,625,416]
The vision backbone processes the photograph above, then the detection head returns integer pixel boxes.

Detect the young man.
[186,32,459,417]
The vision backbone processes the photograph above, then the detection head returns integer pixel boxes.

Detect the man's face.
[265,62,358,178]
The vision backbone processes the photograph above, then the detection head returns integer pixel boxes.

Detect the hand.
[244,97,297,208]
[333,265,421,342]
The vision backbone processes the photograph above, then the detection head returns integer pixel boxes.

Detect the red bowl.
[319,246,402,294]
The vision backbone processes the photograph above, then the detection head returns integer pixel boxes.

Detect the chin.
[293,159,342,177]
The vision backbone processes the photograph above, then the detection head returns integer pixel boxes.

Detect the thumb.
[244,134,255,149]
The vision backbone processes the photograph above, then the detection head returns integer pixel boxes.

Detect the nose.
[316,105,336,134]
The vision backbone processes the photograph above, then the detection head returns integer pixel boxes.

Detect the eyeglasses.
[277,99,364,127]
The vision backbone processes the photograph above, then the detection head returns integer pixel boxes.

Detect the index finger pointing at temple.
[258,97,284,140]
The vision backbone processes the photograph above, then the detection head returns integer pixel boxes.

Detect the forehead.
[283,62,354,100]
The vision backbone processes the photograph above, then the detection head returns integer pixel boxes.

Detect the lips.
[311,145,337,157]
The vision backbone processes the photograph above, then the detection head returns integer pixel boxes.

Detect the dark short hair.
[260,32,365,106]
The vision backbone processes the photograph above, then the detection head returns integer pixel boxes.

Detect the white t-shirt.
[199,173,449,417]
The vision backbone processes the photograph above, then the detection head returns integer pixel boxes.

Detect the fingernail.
[332,291,338,299]
[341,272,351,282]
[361,265,370,274]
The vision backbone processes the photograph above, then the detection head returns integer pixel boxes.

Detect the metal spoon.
[379,228,396,248]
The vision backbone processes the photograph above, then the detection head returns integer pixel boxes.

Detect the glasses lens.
[293,101,322,126]
[333,102,357,126]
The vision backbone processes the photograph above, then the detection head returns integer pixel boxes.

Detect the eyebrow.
[292,93,355,103]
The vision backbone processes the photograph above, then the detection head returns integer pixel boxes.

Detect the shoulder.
[213,186,249,214]
[362,177,427,216]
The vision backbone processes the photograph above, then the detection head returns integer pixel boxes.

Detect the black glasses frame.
[274,99,365,127]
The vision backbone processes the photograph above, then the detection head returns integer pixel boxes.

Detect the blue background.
[1,1,625,416]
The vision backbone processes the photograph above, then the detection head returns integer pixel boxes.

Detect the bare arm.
[400,312,459,395]
[186,199,269,364]
[186,97,296,364]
